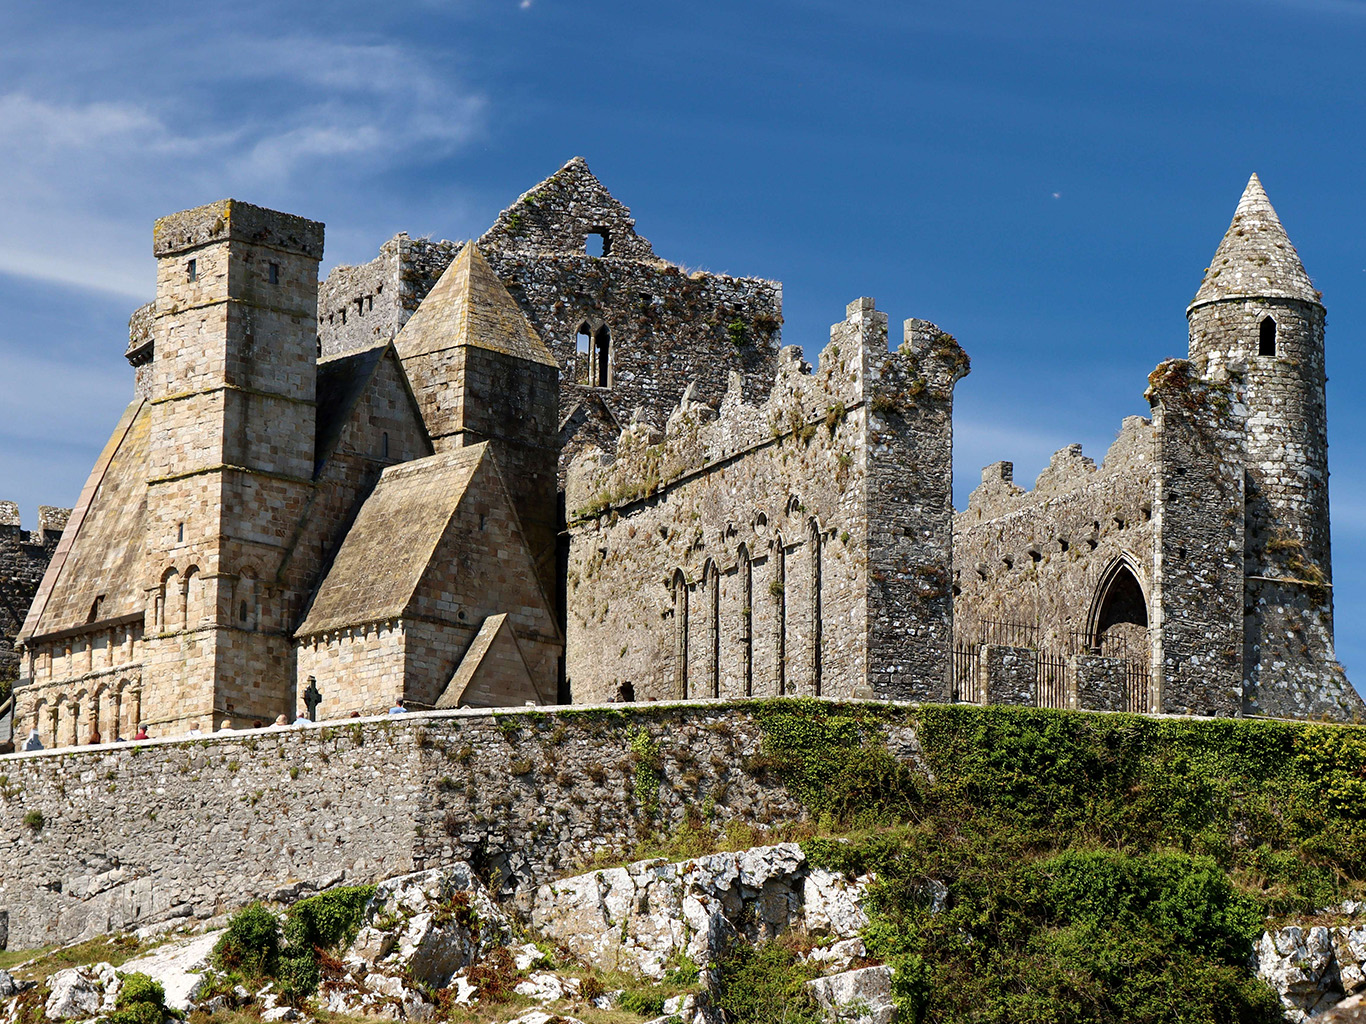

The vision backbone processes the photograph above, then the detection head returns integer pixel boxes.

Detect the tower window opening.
[239,601,248,622]
[1259,316,1277,356]
[177,522,184,543]
[381,432,390,459]
[594,325,611,388]
[186,259,197,282]
[268,262,280,285]
[586,229,611,257]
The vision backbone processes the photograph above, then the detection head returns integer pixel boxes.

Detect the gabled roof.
[1189,174,1319,311]
[393,243,557,367]
[296,446,493,637]
[478,156,658,260]
[313,342,429,476]
[21,401,150,641]
[434,613,539,709]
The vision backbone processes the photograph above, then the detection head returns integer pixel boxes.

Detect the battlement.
[566,298,967,521]
[153,199,325,258]
[0,502,69,544]
[962,416,1155,523]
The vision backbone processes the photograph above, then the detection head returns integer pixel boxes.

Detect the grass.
[4,934,150,981]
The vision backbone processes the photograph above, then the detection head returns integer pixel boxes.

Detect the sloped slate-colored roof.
[22,401,150,639]
[1189,174,1319,310]
[394,243,558,367]
[296,445,490,636]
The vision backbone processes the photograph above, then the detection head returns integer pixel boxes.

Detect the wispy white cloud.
[0,23,486,299]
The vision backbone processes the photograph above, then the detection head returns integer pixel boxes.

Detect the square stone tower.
[143,200,324,727]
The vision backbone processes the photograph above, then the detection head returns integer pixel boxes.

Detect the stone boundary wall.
[0,700,924,951]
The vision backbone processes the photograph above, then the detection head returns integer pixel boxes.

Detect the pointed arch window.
[673,570,688,699]
[1089,559,1149,658]
[1259,316,1277,357]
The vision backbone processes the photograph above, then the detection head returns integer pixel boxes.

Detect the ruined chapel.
[6,160,1362,744]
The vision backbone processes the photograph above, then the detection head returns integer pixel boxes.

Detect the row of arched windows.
[671,519,823,699]
[29,678,142,748]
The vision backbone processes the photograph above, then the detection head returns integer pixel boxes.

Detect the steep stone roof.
[21,402,150,640]
[297,444,493,637]
[394,243,557,368]
[1189,174,1319,311]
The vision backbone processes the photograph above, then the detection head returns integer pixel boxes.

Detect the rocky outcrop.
[347,865,511,989]
[530,843,870,978]
[1253,923,1366,1021]
[807,965,896,1024]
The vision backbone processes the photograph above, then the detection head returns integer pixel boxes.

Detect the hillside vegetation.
[724,700,1366,1024]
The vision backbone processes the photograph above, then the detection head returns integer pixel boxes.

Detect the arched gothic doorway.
[1089,559,1149,658]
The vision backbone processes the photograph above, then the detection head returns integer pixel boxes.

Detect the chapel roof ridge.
[1188,172,1319,312]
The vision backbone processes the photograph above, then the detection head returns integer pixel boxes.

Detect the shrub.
[106,972,171,1024]
[465,946,517,1002]
[617,989,665,1015]
[712,940,823,1024]
[276,944,321,1001]
[21,810,42,831]
[283,885,375,952]
[211,902,280,979]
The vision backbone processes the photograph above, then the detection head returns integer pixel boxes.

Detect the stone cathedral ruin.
[4,160,1363,747]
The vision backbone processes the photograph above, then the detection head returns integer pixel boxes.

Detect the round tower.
[1186,173,1345,716]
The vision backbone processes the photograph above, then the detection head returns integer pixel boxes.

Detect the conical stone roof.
[395,242,558,367]
[1189,174,1319,312]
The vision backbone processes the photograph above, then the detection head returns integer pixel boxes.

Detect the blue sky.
[3,0,1365,687]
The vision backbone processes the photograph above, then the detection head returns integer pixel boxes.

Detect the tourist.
[186,722,203,737]
[219,719,233,732]
[388,698,407,714]
[273,714,288,727]
[21,730,43,752]
[293,709,312,726]
[132,724,149,741]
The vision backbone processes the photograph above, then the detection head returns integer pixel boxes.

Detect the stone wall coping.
[1,696,1347,764]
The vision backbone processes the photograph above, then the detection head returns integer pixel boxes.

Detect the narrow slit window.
[177,522,184,543]
[594,325,611,387]
[268,262,280,285]
[186,259,197,282]
[381,432,390,459]
[1259,316,1277,356]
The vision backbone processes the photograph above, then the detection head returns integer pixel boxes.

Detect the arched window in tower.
[594,325,611,388]
[1089,560,1149,659]
[1259,316,1277,357]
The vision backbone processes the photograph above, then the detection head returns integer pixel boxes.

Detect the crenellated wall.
[564,298,967,704]
[0,505,68,692]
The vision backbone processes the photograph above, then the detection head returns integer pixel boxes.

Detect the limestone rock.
[806,965,896,1024]
[1253,925,1345,1021]
[531,843,869,978]
[347,864,508,989]
[513,972,579,1002]
[44,966,107,1020]
[119,930,220,1010]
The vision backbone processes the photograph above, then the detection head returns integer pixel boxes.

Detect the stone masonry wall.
[563,299,966,704]
[1146,360,1247,717]
[0,505,68,688]
[0,701,924,950]
[953,418,1157,659]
